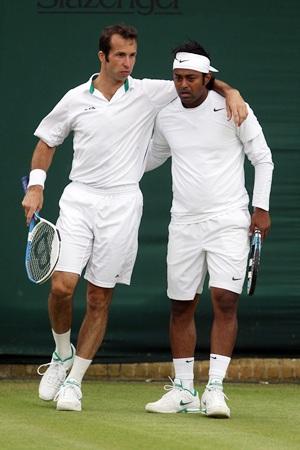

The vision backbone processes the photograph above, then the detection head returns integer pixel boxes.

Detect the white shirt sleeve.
[34,91,72,147]
[144,120,171,172]
[244,131,274,211]
[237,104,262,143]
[141,79,177,110]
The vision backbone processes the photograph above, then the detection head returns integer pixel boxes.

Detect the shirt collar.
[87,74,134,94]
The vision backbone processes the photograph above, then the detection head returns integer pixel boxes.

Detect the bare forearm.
[31,139,56,172]
[22,140,56,224]
[213,79,239,97]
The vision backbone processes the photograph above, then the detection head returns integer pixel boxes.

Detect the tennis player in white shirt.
[145,41,273,418]
[22,25,249,412]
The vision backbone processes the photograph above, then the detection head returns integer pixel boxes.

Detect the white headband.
[173,52,219,73]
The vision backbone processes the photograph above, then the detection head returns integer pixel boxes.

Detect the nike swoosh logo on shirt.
[213,107,225,112]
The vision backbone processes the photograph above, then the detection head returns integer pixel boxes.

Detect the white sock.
[208,353,231,385]
[66,355,92,385]
[52,329,72,360]
[173,357,194,392]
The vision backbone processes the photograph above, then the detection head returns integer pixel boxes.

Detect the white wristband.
[27,169,47,188]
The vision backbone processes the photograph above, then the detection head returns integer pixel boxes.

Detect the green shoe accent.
[207,381,224,392]
[174,379,197,396]
[65,378,80,387]
[52,345,75,363]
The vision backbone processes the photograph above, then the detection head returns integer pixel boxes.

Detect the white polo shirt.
[146,90,274,222]
[34,75,176,188]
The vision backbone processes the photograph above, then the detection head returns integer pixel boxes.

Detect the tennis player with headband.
[22,25,249,412]
[145,41,273,417]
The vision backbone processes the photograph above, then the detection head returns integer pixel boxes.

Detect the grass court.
[0,380,299,450]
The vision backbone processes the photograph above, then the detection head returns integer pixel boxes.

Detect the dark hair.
[172,40,211,60]
[99,24,138,61]
[172,40,215,89]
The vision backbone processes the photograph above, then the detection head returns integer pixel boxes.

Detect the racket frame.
[22,175,61,284]
[247,229,262,296]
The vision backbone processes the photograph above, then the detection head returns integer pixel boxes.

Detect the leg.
[56,283,114,412]
[38,271,79,401]
[64,283,114,383]
[145,222,206,414]
[168,222,206,391]
[76,282,114,359]
[170,295,199,358]
[210,287,239,357]
[202,210,249,418]
[201,288,239,418]
[170,296,199,391]
[49,271,79,359]
[49,271,79,334]
[145,296,200,414]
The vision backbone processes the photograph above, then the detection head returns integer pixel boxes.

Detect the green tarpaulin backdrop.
[1,0,299,362]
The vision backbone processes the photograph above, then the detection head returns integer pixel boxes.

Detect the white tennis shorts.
[55,181,143,287]
[167,209,250,300]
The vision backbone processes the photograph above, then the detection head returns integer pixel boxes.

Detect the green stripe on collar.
[90,78,128,93]
[124,78,129,92]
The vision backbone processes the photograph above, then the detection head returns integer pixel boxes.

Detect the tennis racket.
[21,176,61,284]
[247,229,262,296]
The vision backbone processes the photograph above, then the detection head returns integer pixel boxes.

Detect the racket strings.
[26,223,55,282]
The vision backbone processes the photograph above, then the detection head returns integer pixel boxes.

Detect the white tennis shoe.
[145,378,200,413]
[55,378,82,411]
[37,344,75,401]
[201,381,230,418]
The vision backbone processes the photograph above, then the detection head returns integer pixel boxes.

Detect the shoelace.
[37,361,65,377]
[54,381,81,402]
[163,376,183,393]
[206,384,229,401]
[37,345,75,377]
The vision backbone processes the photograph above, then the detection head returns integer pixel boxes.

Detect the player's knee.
[87,287,112,314]
[50,273,78,300]
[213,290,238,317]
[171,298,197,320]
[50,280,74,300]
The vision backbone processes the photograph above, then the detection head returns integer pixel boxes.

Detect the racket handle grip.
[21,175,40,222]
[21,175,29,193]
